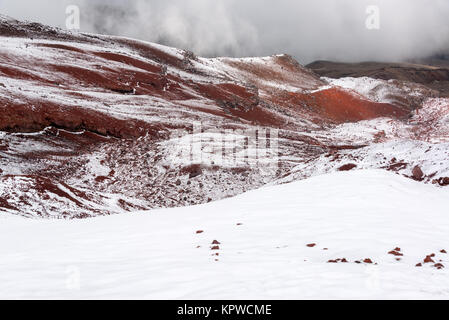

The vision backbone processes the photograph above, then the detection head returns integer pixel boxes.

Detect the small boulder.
[438,177,449,186]
[189,167,202,179]
[388,250,403,256]
[338,163,357,171]
[412,165,424,181]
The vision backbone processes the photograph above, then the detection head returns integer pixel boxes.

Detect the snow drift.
[0,170,448,299]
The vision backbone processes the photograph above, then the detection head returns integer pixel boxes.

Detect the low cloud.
[1,0,449,64]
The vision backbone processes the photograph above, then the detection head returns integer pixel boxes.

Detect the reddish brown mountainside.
[0,15,448,218]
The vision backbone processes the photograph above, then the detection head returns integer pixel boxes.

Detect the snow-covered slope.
[322,76,437,108]
[1,170,448,299]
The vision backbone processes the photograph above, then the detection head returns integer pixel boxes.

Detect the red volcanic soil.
[0,197,17,211]
[0,64,55,85]
[0,17,415,138]
[282,88,409,123]
[0,101,162,138]
[91,51,162,73]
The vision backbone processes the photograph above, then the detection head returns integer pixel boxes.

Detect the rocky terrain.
[0,15,448,218]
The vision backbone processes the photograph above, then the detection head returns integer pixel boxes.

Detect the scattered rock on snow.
[388,249,403,256]
[338,163,357,171]
[437,177,449,186]
[327,258,348,263]
[412,165,424,181]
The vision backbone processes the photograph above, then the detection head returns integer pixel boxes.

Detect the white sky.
[1,0,448,64]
